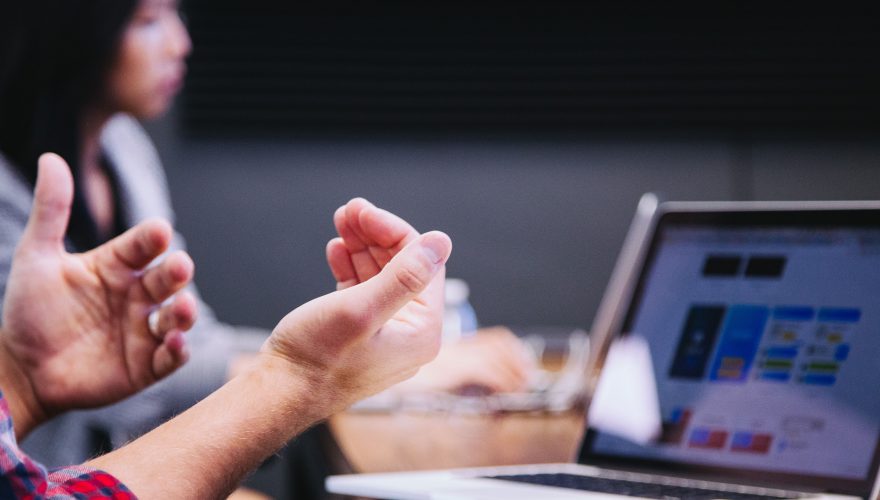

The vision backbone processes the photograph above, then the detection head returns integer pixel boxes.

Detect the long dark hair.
[0,0,138,249]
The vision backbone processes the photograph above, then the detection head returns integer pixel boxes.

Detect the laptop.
[327,194,880,500]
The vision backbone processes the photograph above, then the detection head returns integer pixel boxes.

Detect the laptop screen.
[581,208,880,497]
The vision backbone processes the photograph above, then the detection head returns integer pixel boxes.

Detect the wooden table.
[330,329,588,474]
[329,408,585,473]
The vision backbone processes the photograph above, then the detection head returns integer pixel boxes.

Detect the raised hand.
[325,199,534,395]
[265,227,451,412]
[0,153,197,436]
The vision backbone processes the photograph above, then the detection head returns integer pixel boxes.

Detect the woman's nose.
[166,12,192,58]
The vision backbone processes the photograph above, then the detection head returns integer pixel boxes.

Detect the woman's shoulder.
[0,152,34,221]
[0,153,32,276]
[100,113,175,224]
[101,114,163,174]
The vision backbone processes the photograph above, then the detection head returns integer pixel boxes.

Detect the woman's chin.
[132,99,174,121]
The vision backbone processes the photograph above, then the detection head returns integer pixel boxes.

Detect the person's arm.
[90,227,452,498]
[0,153,197,438]
[0,389,135,498]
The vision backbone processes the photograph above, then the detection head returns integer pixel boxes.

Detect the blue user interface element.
[709,305,769,382]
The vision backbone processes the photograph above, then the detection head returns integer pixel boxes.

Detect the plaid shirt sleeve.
[0,390,136,499]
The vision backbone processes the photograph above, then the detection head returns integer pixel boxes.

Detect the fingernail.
[419,232,450,265]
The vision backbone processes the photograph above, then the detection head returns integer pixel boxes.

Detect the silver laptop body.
[328,195,880,500]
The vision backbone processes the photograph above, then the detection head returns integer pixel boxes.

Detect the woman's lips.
[161,66,187,96]
[162,77,183,95]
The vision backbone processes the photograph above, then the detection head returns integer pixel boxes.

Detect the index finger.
[335,199,420,282]
[358,205,419,250]
[88,219,173,289]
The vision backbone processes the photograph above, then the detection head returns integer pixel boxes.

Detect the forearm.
[88,355,334,499]
[0,328,46,439]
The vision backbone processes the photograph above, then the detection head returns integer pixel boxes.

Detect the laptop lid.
[578,198,880,499]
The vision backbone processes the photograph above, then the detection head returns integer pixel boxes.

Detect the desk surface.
[330,408,585,473]
[330,331,588,473]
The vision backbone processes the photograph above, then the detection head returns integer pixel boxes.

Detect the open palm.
[1,154,197,418]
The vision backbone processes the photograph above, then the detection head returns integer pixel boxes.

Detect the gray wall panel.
[751,142,880,201]
[158,135,735,330]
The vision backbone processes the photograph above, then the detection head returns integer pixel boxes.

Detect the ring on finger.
[148,309,161,338]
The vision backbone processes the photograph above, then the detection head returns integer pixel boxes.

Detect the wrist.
[89,352,339,498]
[248,352,343,424]
[0,329,48,438]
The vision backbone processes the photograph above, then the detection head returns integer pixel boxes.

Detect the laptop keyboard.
[486,473,802,499]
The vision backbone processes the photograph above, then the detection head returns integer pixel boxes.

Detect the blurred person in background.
[0,0,532,493]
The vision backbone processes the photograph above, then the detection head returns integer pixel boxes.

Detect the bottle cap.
[444,278,470,305]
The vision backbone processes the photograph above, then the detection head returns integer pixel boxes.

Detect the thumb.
[342,231,452,330]
[20,153,74,251]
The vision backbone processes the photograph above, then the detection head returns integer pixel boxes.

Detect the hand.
[262,199,451,414]
[326,199,534,395]
[395,326,536,395]
[0,153,197,435]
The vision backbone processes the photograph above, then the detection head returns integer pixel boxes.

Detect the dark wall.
[147,2,880,333]
[181,2,880,135]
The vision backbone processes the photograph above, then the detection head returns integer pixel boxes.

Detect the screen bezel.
[578,204,880,498]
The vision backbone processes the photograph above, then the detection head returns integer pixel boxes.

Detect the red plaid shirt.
[0,390,135,499]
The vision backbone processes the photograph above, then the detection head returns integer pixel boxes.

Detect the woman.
[0,0,270,467]
[0,0,530,475]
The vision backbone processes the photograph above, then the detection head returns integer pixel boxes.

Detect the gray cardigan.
[0,114,266,467]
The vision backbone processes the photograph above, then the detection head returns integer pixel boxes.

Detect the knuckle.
[393,263,428,295]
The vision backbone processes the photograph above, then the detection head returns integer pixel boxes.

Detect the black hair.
[0,0,138,249]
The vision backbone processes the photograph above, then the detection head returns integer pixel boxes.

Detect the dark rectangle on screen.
[744,256,786,278]
[702,255,742,277]
[669,305,727,380]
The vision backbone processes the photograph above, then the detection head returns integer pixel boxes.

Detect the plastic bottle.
[442,278,478,341]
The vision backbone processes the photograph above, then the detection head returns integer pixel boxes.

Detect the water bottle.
[442,278,478,341]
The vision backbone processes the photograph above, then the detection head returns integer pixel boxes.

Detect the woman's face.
[105,0,191,119]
